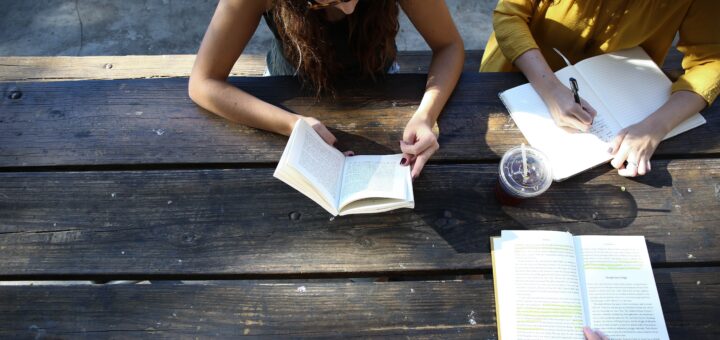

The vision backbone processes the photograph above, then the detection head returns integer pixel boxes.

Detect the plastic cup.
[495,145,553,205]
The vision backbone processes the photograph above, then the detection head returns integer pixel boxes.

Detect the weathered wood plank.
[0,49,684,82]
[0,54,267,82]
[0,267,716,338]
[1,159,718,276]
[0,280,489,339]
[0,51,485,82]
[656,267,720,338]
[2,73,717,167]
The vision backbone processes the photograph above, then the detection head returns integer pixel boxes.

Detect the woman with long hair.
[481,0,719,177]
[189,0,464,178]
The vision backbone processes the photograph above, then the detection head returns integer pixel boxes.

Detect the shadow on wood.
[502,183,638,230]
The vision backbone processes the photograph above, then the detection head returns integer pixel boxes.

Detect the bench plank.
[0,51,485,82]
[2,74,718,167]
[0,268,716,338]
[0,50,685,82]
[1,159,718,277]
[0,55,267,82]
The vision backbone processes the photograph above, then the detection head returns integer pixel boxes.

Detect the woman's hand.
[300,116,338,146]
[298,116,355,156]
[398,0,462,179]
[400,115,439,179]
[609,120,665,177]
[513,49,597,131]
[608,91,708,177]
[543,83,597,132]
[583,327,609,340]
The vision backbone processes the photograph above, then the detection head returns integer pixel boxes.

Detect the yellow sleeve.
[671,0,720,105]
[492,0,539,64]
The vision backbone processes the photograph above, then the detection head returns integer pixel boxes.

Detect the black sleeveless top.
[262,10,396,76]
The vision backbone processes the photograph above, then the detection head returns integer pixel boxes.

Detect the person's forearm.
[645,90,707,136]
[188,77,299,136]
[413,42,464,124]
[514,49,563,96]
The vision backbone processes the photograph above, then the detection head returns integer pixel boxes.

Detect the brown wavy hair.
[271,0,399,96]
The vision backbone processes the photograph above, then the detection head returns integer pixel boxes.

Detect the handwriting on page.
[588,114,616,143]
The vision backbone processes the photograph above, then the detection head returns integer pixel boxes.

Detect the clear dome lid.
[499,145,553,198]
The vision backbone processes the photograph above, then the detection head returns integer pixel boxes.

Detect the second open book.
[492,231,669,340]
[274,119,414,216]
[500,47,706,181]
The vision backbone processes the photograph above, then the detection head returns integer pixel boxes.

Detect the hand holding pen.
[539,77,597,132]
[556,77,597,132]
[570,77,582,106]
[570,78,593,122]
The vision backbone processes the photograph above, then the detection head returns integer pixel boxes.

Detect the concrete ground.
[0,0,496,56]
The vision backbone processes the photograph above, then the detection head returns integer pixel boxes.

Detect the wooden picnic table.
[0,51,718,338]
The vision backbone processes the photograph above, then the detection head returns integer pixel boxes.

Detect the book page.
[494,230,587,340]
[501,65,620,180]
[575,47,704,137]
[575,236,669,340]
[286,119,346,208]
[338,197,413,216]
[338,154,410,209]
[274,120,337,215]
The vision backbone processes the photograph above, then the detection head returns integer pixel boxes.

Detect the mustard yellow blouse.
[480,0,720,105]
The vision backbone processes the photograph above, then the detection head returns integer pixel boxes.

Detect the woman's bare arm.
[399,0,465,177]
[189,0,336,143]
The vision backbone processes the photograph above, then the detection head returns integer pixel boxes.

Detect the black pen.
[570,77,593,124]
[569,77,581,105]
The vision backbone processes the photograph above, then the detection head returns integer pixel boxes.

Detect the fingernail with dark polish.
[400,158,407,165]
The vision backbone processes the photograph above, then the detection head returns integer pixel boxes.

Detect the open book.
[274,119,414,216]
[492,230,669,340]
[500,47,706,181]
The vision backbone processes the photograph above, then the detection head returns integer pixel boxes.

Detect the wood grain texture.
[0,49,684,82]
[0,51,485,82]
[656,267,720,338]
[1,49,715,337]
[2,73,718,167]
[0,280,496,338]
[1,160,718,277]
[0,268,716,339]
[0,54,267,82]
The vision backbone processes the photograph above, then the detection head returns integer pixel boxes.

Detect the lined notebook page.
[575,47,705,138]
[500,66,619,181]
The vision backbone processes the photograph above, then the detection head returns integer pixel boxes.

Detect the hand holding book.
[297,116,339,147]
[583,327,610,340]
[274,119,414,216]
[491,230,669,339]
